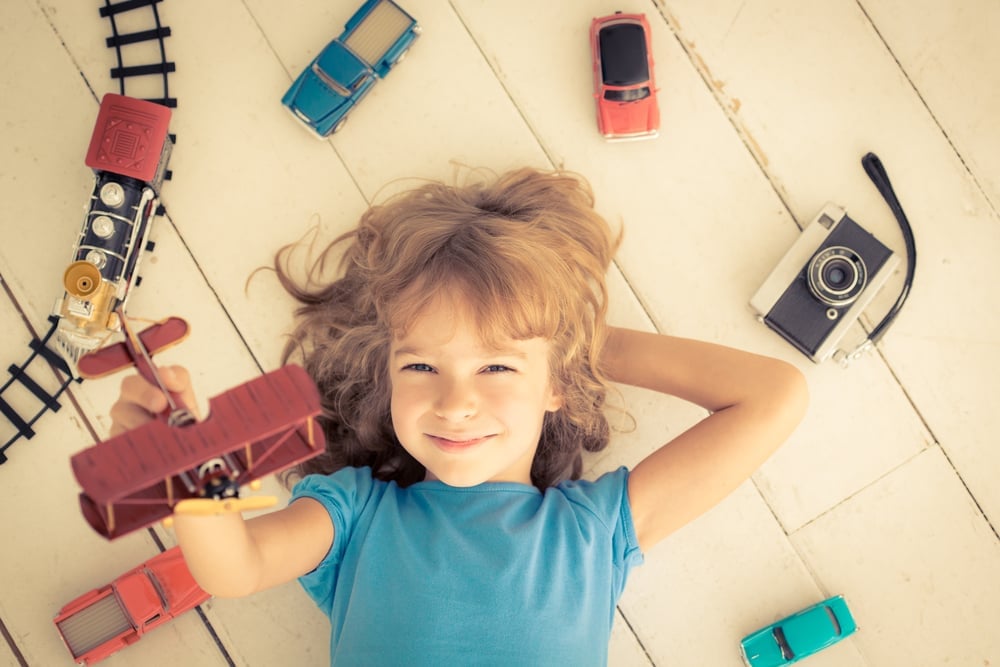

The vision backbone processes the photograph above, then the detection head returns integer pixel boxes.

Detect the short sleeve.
[557,467,644,597]
[290,466,380,614]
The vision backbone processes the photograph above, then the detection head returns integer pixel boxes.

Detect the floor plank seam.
[785,444,950,538]
[650,3,798,228]
[778,521,876,667]
[153,212,267,377]
[34,0,101,106]
[0,614,28,667]
[862,346,998,541]
[854,0,1000,218]
[446,0,558,170]
[931,443,1000,543]
[616,604,657,667]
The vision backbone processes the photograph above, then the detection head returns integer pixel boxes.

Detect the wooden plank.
[138,1,377,372]
[621,483,865,666]
[0,634,22,667]
[0,278,227,666]
[610,609,654,667]
[661,0,1000,567]
[247,0,554,197]
[860,0,1000,211]
[793,447,1000,665]
[0,4,93,325]
[0,0,328,663]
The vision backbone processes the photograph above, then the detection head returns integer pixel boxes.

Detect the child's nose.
[434,378,476,421]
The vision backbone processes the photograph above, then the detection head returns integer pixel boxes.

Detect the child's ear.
[545,387,563,412]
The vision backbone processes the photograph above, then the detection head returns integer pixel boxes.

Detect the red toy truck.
[54,546,209,665]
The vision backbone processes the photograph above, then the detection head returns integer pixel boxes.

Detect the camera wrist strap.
[853,152,918,352]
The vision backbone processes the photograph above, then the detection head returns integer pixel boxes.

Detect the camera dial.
[807,246,867,307]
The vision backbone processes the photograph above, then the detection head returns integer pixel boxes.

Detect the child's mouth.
[428,434,493,451]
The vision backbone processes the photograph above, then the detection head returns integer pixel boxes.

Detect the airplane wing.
[76,317,190,379]
[71,364,325,540]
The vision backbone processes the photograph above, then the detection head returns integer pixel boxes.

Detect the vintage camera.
[750,203,899,363]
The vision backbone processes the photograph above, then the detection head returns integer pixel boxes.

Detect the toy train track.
[1,4,179,464]
[0,316,82,464]
[101,0,177,108]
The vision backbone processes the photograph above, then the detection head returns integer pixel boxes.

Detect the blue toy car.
[282,0,420,137]
[740,595,858,666]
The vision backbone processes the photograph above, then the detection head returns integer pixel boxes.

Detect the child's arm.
[172,498,332,598]
[601,327,809,552]
[109,367,335,598]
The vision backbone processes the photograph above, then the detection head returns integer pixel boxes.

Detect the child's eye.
[483,364,515,374]
[403,363,435,373]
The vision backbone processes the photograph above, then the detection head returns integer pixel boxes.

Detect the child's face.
[388,295,562,487]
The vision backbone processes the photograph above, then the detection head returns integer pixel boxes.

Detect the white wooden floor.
[1,1,998,665]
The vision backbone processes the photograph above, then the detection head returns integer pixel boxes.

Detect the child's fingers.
[107,366,199,436]
[109,374,168,436]
[158,365,191,393]
[159,365,201,420]
[118,374,170,414]
[109,399,158,437]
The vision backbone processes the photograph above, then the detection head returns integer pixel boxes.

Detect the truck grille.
[57,594,132,658]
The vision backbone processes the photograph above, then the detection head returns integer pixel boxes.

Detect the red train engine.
[53,94,173,365]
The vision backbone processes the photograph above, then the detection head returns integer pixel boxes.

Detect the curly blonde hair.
[276,167,621,489]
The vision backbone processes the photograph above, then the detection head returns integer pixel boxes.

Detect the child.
[110,168,808,665]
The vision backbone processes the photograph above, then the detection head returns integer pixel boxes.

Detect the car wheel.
[394,49,409,66]
[331,118,347,134]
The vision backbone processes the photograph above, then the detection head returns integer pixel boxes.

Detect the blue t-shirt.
[291,466,643,666]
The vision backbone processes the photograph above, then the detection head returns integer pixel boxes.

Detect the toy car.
[590,11,660,141]
[282,0,420,137]
[54,546,209,665]
[740,595,858,666]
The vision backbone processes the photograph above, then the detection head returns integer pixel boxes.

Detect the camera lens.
[807,246,867,307]
[826,265,848,287]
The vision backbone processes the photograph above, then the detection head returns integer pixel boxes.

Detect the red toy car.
[590,11,660,140]
[54,546,209,665]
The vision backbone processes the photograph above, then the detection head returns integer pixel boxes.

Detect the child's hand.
[108,365,199,436]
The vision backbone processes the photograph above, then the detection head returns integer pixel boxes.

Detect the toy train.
[52,93,173,366]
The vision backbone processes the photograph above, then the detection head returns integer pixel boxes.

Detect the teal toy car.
[740,595,857,666]
[282,0,420,137]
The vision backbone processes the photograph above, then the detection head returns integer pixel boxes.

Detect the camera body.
[750,203,899,363]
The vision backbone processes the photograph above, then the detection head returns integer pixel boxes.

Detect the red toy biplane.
[70,312,325,540]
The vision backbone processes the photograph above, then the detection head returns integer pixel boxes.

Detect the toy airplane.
[70,311,325,540]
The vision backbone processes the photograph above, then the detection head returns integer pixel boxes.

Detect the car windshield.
[772,627,795,660]
[825,606,842,635]
[599,23,650,86]
[314,43,367,97]
[145,570,169,610]
[604,87,651,102]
